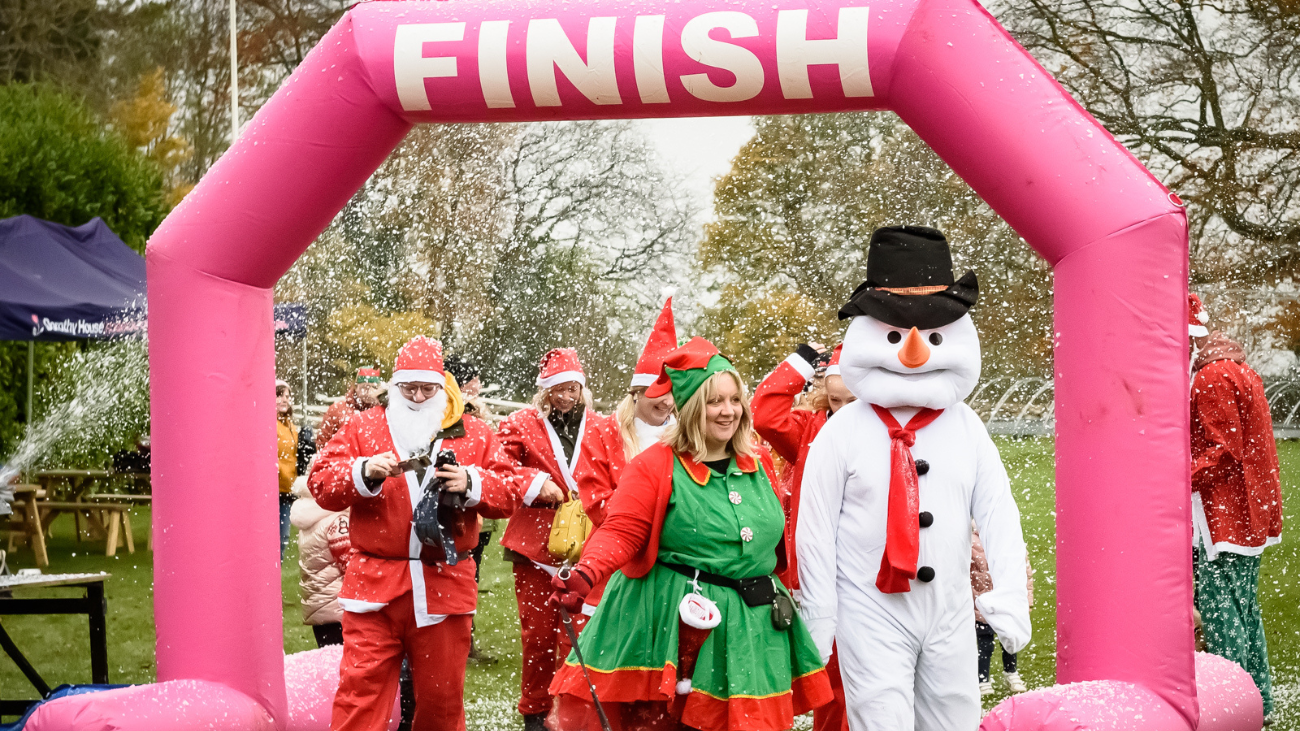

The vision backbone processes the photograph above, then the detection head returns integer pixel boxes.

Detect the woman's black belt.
[361,550,472,563]
[661,561,777,607]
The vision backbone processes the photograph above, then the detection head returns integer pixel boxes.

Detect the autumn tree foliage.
[695,113,1053,385]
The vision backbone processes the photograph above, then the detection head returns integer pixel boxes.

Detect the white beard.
[633,414,675,455]
[386,386,447,458]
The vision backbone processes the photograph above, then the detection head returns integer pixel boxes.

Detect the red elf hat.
[631,298,678,389]
[825,344,844,377]
[392,336,445,385]
[355,366,383,384]
[645,337,736,407]
[537,348,586,389]
[1188,294,1209,337]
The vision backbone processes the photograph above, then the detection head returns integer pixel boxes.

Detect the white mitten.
[803,616,836,665]
[975,588,1032,655]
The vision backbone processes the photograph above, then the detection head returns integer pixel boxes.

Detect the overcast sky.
[632,115,755,219]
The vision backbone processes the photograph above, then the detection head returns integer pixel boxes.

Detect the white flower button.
[741,526,754,542]
[729,491,742,505]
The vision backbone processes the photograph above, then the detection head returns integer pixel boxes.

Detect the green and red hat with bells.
[645,337,737,407]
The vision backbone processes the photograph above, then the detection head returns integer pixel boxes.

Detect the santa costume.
[496,348,623,728]
[308,336,527,731]
[1188,293,1283,716]
[752,343,849,731]
[549,338,833,731]
[579,298,680,528]
[797,226,1030,730]
[317,366,384,450]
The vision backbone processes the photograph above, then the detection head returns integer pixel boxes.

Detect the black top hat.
[838,225,978,329]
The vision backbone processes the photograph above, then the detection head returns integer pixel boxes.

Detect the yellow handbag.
[548,489,593,565]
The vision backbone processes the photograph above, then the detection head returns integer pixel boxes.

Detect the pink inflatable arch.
[27,0,1262,729]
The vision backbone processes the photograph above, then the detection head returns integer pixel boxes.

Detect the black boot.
[523,713,548,731]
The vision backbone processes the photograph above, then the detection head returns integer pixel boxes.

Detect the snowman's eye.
[929,333,943,346]
[887,331,902,344]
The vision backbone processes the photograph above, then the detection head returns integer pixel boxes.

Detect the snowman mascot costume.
[797,226,1030,730]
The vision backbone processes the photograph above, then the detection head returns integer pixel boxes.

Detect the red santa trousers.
[514,561,563,716]
[333,592,473,731]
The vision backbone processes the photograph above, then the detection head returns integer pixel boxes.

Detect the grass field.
[3,437,1299,728]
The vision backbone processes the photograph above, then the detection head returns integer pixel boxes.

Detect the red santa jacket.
[308,407,524,621]
[497,407,623,566]
[575,441,787,586]
[1191,338,1283,558]
[752,355,827,590]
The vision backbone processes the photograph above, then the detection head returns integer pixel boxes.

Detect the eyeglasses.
[398,383,441,399]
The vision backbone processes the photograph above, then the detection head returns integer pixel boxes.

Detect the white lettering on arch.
[634,15,670,104]
[680,12,765,103]
[776,8,873,99]
[394,23,466,112]
[478,20,514,109]
[527,17,622,107]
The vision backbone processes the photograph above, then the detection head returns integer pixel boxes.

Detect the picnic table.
[0,572,109,719]
[6,471,147,567]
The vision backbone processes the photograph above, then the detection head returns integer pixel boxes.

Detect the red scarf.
[871,404,943,594]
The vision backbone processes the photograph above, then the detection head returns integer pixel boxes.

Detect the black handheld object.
[412,449,466,565]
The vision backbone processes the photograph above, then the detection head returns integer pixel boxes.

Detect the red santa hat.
[825,343,844,377]
[391,336,445,385]
[631,298,678,389]
[1188,294,1209,338]
[537,348,586,389]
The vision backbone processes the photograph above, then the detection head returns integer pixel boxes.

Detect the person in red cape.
[496,348,619,731]
[317,366,386,450]
[569,300,680,625]
[1188,293,1282,718]
[752,342,855,731]
[308,336,533,731]
[549,337,833,731]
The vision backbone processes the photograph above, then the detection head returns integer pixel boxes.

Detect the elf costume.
[308,337,526,731]
[752,343,847,731]
[1188,293,1283,716]
[497,348,624,724]
[549,338,833,731]
[797,227,1029,731]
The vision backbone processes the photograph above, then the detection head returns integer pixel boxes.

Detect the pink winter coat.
[291,493,351,626]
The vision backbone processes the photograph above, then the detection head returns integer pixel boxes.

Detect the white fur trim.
[784,353,816,381]
[391,369,445,386]
[353,458,382,497]
[463,465,483,508]
[1193,491,1282,558]
[825,365,841,376]
[630,372,658,388]
[1189,325,1209,337]
[523,471,549,506]
[537,371,586,389]
[581,603,598,616]
[541,409,586,496]
[340,598,387,613]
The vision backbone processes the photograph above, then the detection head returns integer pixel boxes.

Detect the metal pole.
[229,0,239,142]
[25,341,33,426]
[301,336,307,417]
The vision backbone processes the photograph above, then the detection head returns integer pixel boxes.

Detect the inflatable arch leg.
[26,1,1260,729]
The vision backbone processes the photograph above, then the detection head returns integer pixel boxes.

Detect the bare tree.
[997,0,1300,283]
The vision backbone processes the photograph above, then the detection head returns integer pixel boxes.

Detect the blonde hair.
[663,370,755,463]
[798,381,828,413]
[615,387,645,460]
[531,383,595,416]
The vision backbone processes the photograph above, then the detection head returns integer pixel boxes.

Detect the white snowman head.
[836,226,981,410]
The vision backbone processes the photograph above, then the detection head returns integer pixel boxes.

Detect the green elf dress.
[549,338,832,731]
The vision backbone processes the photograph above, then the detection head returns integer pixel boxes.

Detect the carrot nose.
[897,327,930,369]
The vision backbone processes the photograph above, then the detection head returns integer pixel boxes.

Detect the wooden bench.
[80,495,151,553]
